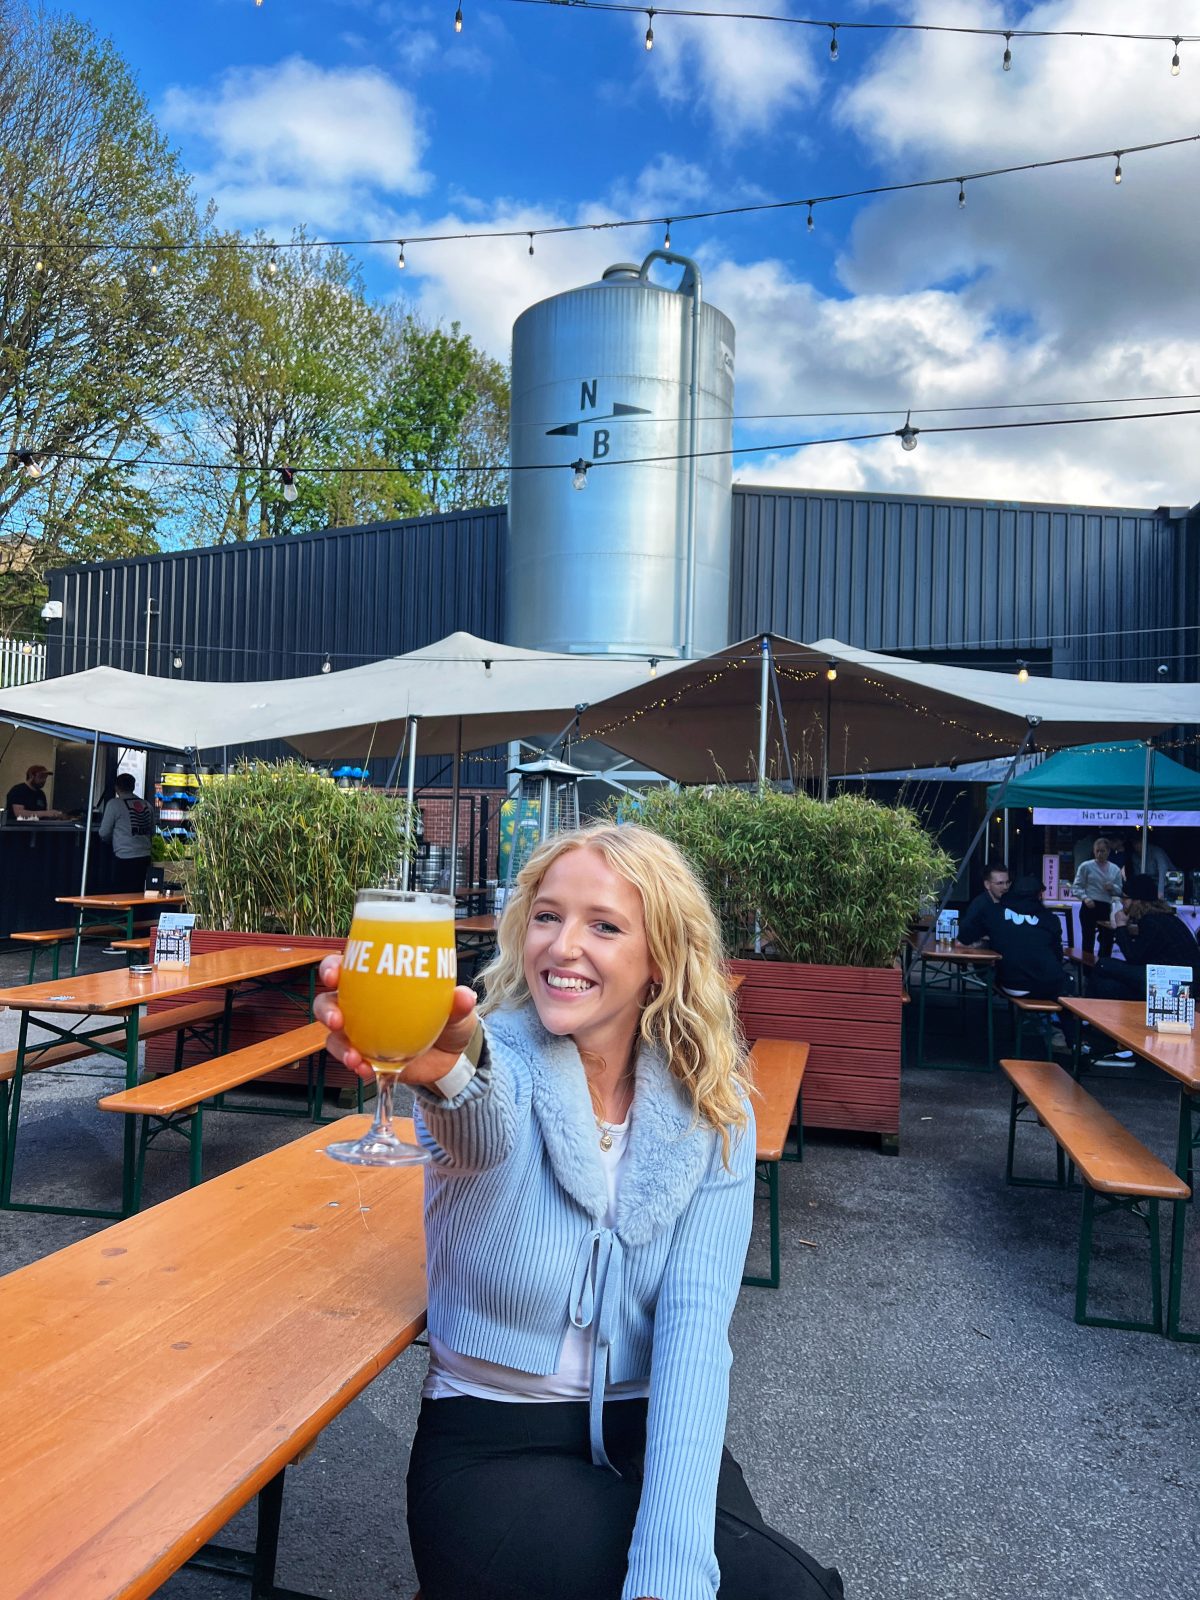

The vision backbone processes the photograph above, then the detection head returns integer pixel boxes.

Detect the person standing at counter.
[5,764,65,822]
[98,773,154,891]
[1071,836,1124,958]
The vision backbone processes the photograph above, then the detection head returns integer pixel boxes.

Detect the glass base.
[324,1130,430,1167]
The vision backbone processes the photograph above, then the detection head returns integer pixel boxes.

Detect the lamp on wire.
[829,25,839,61]
[172,653,183,671]
[277,466,298,503]
[571,459,590,491]
[1171,38,1181,74]
[1002,32,1012,70]
[321,654,333,674]
[806,202,814,233]
[1113,152,1123,184]
[826,660,838,682]
[454,5,462,33]
[1016,660,1030,683]
[397,241,406,269]
[648,657,659,678]
[663,219,672,250]
[896,411,919,451]
[266,250,278,276]
[645,10,654,50]
[16,450,42,479]
[528,234,535,256]
[957,180,966,209]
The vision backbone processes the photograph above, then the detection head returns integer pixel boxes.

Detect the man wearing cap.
[5,764,65,822]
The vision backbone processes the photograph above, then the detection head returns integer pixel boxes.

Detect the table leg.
[1166,1088,1199,1342]
[916,959,927,1069]
[985,967,995,1070]
[120,1007,140,1218]
[71,909,86,975]
[1,1012,30,1205]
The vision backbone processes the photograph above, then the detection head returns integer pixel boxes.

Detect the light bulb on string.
[321,654,333,674]
[16,450,42,479]
[278,466,298,504]
[34,258,43,272]
[826,661,838,682]
[454,6,462,33]
[1113,152,1123,184]
[648,657,659,678]
[1016,660,1030,683]
[1171,38,1181,74]
[528,234,535,257]
[1002,32,1012,71]
[266,250,278,276]
[397,241,406,269]
[150,258,160,276]
[806,202,814,233]
[663,219,671,250]
[957,180,966,209]
[829,26,839,61]
[572,459,589,491]
[896,411,919,452]
[645,10,654,50]
[172,654,183,671]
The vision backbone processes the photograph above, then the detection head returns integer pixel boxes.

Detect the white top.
[423,1114,650,1404]
[1071,859,1124,903]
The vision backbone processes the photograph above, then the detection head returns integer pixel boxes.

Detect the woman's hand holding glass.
[316,953,480,1087]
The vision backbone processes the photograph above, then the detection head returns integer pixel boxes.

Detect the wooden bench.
[1004,994,1061,1059]
[11,924,123,982]
[99,1021,332,1209]
[0,1116,426,1600]
[0,998,229,1088]
[110,934,153,964]
[742,1038,809,1290]
[1000,1058,1190,1332]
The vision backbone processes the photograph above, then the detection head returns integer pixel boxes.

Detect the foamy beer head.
[339,889,457,1065]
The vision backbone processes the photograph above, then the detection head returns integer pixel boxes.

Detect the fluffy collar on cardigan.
[483,1003,713,1249]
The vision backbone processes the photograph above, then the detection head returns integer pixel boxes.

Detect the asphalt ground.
[0,945,1196,1600]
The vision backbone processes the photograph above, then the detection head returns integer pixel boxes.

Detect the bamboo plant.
[187,762,414,937]
[623,785,953,968]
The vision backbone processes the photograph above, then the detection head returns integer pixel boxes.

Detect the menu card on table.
[1146,965,1195,1034]
[153,913,196,969]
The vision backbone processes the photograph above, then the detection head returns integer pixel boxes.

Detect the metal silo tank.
[506,252,735,659]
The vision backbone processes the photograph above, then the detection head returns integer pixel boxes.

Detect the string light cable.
[493,0,1198,63]
[6,131,1198,265]
[11,403,1200,484]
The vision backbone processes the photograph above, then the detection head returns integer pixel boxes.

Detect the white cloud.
[160,56,430,232]
[637,2,819,140]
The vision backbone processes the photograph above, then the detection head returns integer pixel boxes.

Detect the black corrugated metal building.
[49,485,1199,689]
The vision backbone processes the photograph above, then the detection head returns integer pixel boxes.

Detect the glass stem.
[370,1068,396,1138]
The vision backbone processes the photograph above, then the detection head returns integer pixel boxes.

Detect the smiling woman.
[316,821,844,1600]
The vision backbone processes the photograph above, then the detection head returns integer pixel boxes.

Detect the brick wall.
[411,787,507,882]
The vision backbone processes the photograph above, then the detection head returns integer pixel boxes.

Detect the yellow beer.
[339,897,457,1066]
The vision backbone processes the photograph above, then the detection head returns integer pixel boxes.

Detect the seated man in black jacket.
[959,860,1010,947]
[981,874,1076,1048]
[1089,873,1199,1002]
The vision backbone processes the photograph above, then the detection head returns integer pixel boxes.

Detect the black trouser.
[407,1396,845,1600]
[111,854,149,894]
[1079,900,1115,958]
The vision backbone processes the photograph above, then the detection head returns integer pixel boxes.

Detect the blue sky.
[71,0,1200,505]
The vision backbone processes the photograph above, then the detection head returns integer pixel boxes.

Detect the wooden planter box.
[144,928,349,1091]
[732,958,902,1149]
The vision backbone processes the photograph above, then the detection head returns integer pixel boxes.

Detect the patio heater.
[503,756,585,890]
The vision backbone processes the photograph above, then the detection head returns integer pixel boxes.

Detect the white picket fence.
[0,637,46,687]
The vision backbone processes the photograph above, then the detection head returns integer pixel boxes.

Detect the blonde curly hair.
[479,822,749,1158]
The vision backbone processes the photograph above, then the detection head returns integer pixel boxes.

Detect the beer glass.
[324,888,457,1167]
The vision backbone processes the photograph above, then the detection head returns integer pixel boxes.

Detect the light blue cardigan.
[412,1002,756,1600]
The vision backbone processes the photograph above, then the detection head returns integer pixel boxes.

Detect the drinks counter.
[0,821,107,937]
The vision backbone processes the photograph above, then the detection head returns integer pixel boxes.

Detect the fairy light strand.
[5,132,1197,262]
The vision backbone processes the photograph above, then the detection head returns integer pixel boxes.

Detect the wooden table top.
[1059,996,1200,1091]
[455,914,499,935]
[56,892,187,911]
[912,939,1001,964]
[0,1116,426,1600]
[0,945,324,1015]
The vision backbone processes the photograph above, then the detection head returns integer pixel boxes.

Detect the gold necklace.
[582,1048,635,1151]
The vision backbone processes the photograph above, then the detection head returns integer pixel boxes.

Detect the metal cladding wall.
[730,487,1184,681]
[47,507,507,784]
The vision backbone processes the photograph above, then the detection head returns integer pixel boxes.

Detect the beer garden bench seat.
[999,1057,1190,1333]
[1005,994,1062,1058]
[99,1021,333,1209]
[742,1037,809,1290]
[10,920,157,981]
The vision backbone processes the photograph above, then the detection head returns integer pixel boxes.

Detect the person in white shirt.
[1071,836,1124,957]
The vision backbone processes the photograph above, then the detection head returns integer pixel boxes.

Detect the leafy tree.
[171,232,389,544]
[0,1,202,632]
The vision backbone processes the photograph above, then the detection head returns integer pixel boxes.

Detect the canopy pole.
[402,716,420,888]
[757,636,770,794]
[1140,740,1152,870]
[448,717,463,894]
[767,644,796,791]
[821,669,831,803]
[918,719,1041,954]
[74,729,101,971]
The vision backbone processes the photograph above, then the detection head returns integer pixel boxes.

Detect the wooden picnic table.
[57,890,188,946]
[0,946,325,1219]
[0,1115,426,1600]
[910,940,1002,1070]
[1059,995,1199,1342]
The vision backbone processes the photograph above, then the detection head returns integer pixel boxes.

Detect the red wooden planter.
[732,958,902,1145]
[144,928,350,1090]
